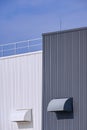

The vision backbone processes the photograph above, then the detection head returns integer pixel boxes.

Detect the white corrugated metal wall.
[0,51,42,130]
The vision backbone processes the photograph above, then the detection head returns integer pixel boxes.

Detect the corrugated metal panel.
[0,51,42,130]
[42,28,87,130]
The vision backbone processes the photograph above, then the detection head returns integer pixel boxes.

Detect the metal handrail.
[0,38,42,46]
[0,38,42,57]
[0,43,42,52]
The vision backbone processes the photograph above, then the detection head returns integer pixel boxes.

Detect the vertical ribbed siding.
[42,28,87,130]
[0,51,42,130]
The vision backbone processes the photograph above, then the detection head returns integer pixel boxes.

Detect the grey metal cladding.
[42,27,87,130]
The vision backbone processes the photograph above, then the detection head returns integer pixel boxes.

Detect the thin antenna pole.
[59,17,62,32]
[59,17,62,45]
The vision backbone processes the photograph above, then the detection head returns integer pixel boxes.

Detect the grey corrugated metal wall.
[42,27,87,130]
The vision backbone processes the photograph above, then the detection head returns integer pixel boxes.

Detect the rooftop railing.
[0,38,42,57]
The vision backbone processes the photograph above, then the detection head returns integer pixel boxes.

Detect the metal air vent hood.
[11,109,32,122]
[47,98,73,112]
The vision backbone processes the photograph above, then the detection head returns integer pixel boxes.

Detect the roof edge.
[42,27,87,36]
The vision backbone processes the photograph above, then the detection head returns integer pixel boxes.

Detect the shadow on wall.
[47,97,74,120]
[55,111,74,120]
[17,121,33,129]
[17,112,33,129]
[56,98,74,120]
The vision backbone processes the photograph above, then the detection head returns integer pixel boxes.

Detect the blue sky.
[0,0,87,44]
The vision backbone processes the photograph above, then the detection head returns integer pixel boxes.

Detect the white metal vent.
[10,109,32,122]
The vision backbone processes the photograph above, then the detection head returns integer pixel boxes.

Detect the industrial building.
[0,27,87,130]
[42,27,87,130]
[0,40,42,130]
